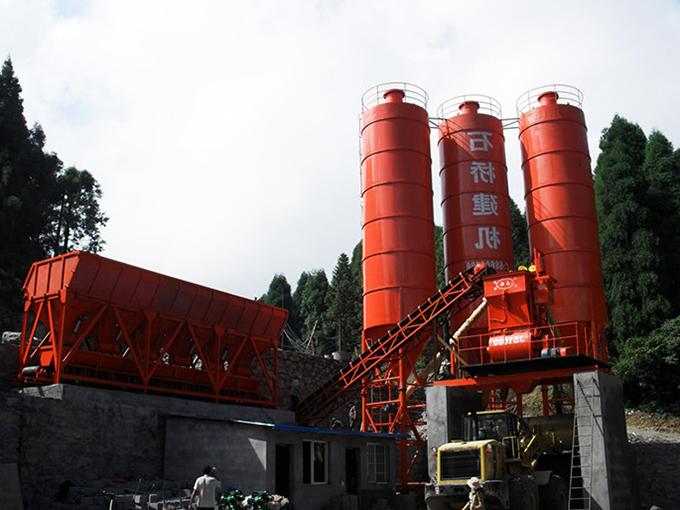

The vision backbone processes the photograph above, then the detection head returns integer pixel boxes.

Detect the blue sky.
[2,0,680,298]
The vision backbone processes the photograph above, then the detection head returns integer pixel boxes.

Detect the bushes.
[613,316,680,410]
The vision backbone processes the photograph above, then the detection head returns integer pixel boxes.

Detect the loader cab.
[463,410,522,462]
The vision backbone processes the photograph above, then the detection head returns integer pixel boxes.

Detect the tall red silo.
[360,83,436,344]
[437,96,514,284]
[517,85,607,356]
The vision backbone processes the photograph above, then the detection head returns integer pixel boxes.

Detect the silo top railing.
[516,84,583,115]
[436,94,502,120]
[361,82,428,111]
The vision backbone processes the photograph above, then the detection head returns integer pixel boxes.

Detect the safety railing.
[436,94,502,120]
[454,321,593,367]
[361,81,428,111]
[516,84,583,115]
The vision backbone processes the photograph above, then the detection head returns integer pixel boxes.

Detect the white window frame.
[303,440,329,485]
[366,442,390,484]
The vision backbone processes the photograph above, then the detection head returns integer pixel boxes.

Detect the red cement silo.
[437,96,514,283]
[360,83,436,342]
[517,85,607,332]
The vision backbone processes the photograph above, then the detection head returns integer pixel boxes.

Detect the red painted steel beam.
[433,365,602,394]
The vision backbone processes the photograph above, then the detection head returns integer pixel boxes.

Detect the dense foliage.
[613,317,680,409]
[594,116,672,349]
[593,116,680,406]
[509,197,529,267]
[0,58,107,329]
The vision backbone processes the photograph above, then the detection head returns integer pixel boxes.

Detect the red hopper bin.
[19,252,287,407]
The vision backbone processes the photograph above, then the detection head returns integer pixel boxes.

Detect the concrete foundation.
[573,370,637,510]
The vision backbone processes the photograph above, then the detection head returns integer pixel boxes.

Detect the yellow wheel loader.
[425,410,571,510]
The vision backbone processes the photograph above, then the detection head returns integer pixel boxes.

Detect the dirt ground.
[626,409,680,434]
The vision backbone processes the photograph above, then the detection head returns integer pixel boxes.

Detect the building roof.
[230,419,408,440]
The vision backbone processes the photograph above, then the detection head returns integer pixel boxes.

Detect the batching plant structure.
[440,85,608,416]
[359,82,436,461]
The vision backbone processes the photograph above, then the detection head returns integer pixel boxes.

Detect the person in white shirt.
[190,465,222,509]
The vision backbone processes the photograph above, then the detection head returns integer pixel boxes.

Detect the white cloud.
[2,0,679,297]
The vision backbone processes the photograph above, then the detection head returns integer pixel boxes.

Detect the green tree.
[350,240,363,336]
[434,225,445,287]
[0,59,58,327]
[0,58,108,329]
[324,253,361,352]
[642,131,680,314]
[614,316,680,408]
[44,166,108,255]
[509,198,529,267]
[594,115,671,348]
[260,273,294,317]
[290,271,310,335]
[296,270,329,353]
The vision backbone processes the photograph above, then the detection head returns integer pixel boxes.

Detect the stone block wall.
[629,435,680,509]
[0,344,361,507]
[276,350,361,427]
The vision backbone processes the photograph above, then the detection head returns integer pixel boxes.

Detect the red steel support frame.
[296,264,490,424]
[296,264,492,485]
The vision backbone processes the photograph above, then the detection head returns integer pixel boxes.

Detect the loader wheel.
[539,474,568,510]
[509,474,539,510]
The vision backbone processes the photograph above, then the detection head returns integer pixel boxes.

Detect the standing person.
[190,466,222,510]
[348,401,357,431]
[462,477,485,510]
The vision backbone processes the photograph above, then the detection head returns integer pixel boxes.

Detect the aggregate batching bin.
[360,83,436,342]
[517,85,607,338]
[19,252,287,406]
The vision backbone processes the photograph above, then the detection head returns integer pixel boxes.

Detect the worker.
[348,401,358,430]
[462,477,485,510]
[190,466,222,510]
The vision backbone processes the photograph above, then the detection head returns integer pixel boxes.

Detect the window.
[302,440,328,484]
[367,443,389,484]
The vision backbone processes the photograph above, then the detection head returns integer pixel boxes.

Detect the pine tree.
[509,198,529,267]
[594,115,671,348]
[296,270,329,353]
[325,253,362,353]
[260,274,294,317]
[43,167,108,255]
[0,59,59,328]
[290,271,310,335]
[0,58,108,329]
[434,225,445,287]
[350,241,363,337]
[642,131,680,314]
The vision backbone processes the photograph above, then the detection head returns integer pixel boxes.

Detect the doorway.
[275,444,292,498]
[345,447,360,495]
